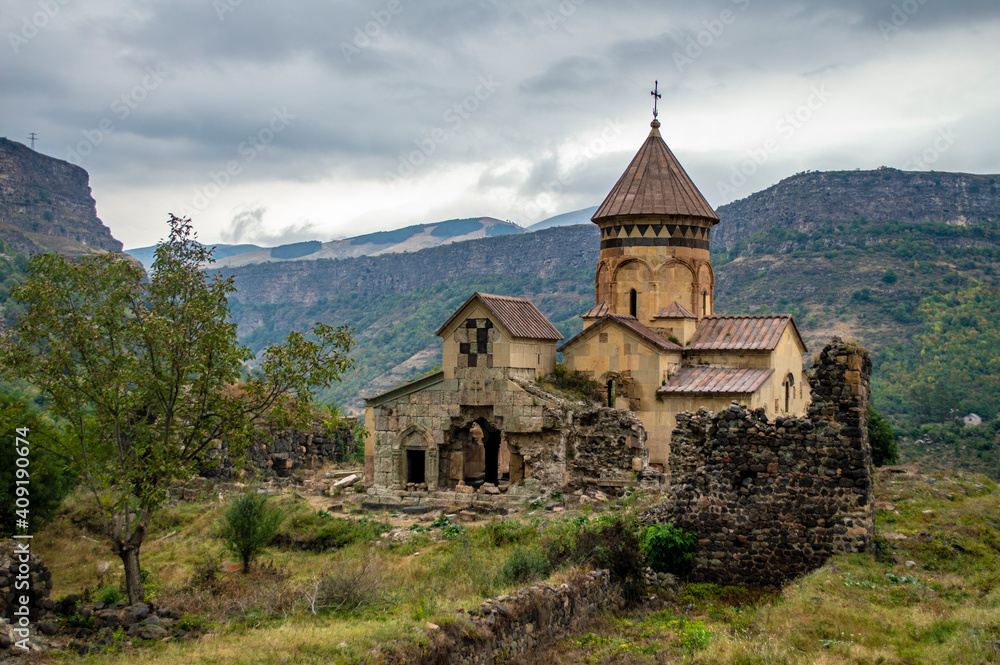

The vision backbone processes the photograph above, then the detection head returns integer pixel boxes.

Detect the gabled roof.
[581,302,610,318]
[592,120,719,224]
[687,315,807,352]
[435,292,563,341]
[559,314,682,354]
[657,366,774,395]
[655,301,697,319]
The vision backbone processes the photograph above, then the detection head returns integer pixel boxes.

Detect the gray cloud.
[2,0,999,247]
[220,206,321,246]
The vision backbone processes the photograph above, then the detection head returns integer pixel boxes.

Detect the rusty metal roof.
[655,301,696,319]
[592,121,719,224]
[581,302,610,318]
[436,292,563,340]
[657,366,774,395]
[558,313,682,353]
[688,315,805,352]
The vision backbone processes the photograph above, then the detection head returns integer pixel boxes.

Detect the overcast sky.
[2,0,999,249]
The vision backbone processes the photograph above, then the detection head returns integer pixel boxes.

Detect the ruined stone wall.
[201,423,356,479]
[385,569,624,665]
[653,339,873,586]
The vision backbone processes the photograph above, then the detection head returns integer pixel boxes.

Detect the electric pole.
[28,132,38,150]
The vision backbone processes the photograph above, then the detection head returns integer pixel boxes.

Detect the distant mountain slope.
[210,216,523,268]
[216,169,1000,440]
[714,169,1000,251]
[0,138,123,256]
[527,206,598,231]
[125,242,264,272]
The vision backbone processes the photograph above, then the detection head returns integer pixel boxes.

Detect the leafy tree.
[0,391,77,537]
[0,216,354,603]
[868,407,899,467]
[219,492,284,573]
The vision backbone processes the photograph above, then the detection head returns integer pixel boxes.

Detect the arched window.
[629,289,637,317]
[702,290,709,315]
[783,373,795,413]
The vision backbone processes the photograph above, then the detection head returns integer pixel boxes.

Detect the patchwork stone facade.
[645,339,874,586]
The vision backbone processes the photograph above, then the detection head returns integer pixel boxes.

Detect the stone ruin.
[646,338,875,586]
[365,376,666,511]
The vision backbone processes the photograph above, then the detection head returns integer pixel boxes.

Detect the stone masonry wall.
[384,569,623,665]
[202,423,356,479]
[652,339,873,586]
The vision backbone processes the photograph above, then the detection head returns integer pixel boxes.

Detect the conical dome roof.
[592,120,719,224]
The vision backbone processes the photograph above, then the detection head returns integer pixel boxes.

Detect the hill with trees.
[217,169,1000,477]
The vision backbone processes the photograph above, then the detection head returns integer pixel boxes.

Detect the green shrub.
[219,492,285,573]
[553,515,647,600]
[497,546,552,586]
[869,407,899,467]
[882,268,898,284]
[543,364,604,402]
[641,523,695,575]
[95,585,126,606]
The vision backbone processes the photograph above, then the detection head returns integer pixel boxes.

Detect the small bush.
[95,585,126,606]
[497,546,552,586]
[869,407,899,467]
[307,557,395,616]
[543,364,604,402]
[219,492,285,573]
[882,268,898,284]
[566,516,646,600]
[642,523,696,575]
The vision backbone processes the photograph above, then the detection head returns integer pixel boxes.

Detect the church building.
[363,108,810,493]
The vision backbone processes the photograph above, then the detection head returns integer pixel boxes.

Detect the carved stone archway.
[391,425,439,490]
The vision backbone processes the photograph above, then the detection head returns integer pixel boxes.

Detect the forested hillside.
[213,169,1000,478]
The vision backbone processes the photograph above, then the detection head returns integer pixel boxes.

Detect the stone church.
[363,115,809,497]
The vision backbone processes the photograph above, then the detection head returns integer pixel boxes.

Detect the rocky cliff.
[714,169,1000,251]
[0,138,122,255]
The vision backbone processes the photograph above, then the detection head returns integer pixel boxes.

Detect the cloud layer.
[3,0,999,248]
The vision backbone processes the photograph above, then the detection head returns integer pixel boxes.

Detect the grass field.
[28,468,1000,665]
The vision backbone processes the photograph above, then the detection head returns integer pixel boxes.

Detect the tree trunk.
[120,546,144,604]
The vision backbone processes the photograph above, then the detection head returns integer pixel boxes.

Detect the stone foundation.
[648,339,874,586]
